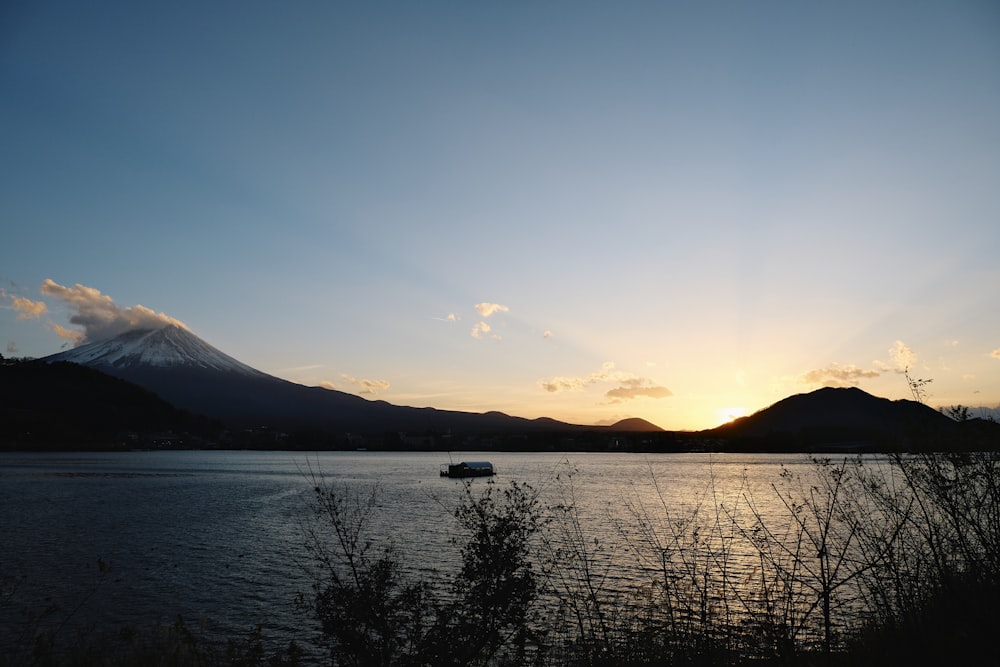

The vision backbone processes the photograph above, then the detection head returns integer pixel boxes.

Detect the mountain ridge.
[30,326,998,451]
[40,326,659,435]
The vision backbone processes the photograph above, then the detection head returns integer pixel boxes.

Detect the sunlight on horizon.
[715,406,749,427]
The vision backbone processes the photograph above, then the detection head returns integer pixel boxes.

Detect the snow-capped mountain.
[45,325,269,378]
[42,325,583,435]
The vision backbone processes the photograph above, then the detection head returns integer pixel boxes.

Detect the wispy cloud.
[800,363,882,388]
[0,289,48,319]
[51,324,83,346]
[799,340,923,389]
[889,340,917,372]
[539,361,672,404]
[338,374,391,396]
[538,375,586,393]
[474,302,509,318]
[991,347,1000,361]
[471,321,501,340]
[40,279,187,345]
[604,378,673,403]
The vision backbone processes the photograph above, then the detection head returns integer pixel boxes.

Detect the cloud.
[447,313,458,321]
[539,376,587,393]
[543,330,552,339]
[1,289,48,319]
[889,340,917,372]
[474,302,509,318]
[800,363,882,388]
[40,279,187,345]
[800,341,923,389]
[992,347,1000,361]
[0,289,48,319]
[539,361,672,404]
[604,378,673,403]
[471,321,491,339]
[52,324,84,346]
[338,374,391,396]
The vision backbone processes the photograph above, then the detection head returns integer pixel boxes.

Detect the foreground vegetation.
[4,443,998,666]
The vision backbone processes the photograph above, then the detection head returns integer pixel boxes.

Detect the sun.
[715,406,749,426]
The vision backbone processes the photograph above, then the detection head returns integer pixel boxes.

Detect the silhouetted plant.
[536,462,623,661]
[304,481,434,667]
[422,479,543,666]
[303,477,543,667]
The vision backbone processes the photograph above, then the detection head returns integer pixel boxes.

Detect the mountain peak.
[44,325,268,378]
[608,417,664,432]
[711,386,951,443]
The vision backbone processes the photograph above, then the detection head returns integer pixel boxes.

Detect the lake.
[0,450,832,656]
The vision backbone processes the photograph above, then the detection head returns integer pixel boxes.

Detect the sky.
[2,1,999,430]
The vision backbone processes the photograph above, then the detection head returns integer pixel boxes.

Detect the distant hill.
[709,386,999,451]
[608,417,664,432]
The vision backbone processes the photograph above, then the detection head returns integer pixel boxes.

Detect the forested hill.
[0,360,220,450]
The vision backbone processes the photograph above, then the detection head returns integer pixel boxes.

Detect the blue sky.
[3,1,999,430]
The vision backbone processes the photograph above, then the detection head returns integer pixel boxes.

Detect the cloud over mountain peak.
[40,279,187,346]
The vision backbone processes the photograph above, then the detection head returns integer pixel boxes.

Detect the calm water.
[0,450,822,654]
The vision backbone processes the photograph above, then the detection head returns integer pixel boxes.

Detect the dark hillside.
[609,417,664,432]
[709,386,988,451]
[0,360,219,450]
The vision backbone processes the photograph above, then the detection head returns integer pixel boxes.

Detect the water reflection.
[0,450,842,654]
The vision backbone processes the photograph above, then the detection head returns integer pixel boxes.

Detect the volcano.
[42,325,584,435]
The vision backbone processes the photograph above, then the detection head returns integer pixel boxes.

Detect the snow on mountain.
[39,324,587,434]
[44,325,270,378]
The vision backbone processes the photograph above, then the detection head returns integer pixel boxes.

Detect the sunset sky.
[2,1,999,430]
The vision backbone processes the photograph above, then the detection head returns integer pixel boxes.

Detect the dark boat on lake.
[440,461,496,478]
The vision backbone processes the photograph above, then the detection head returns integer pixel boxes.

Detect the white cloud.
[539,361,671,404]
[40,279,187,345]
[991,347,1000,361]
[474,302,509,318]
[889,340,917,372]
[471,321,491,339]
[543,330,552,339]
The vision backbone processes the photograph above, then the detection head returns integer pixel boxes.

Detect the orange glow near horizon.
[714,406,749,427]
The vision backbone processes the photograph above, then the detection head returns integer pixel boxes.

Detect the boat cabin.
[440,461,496,478]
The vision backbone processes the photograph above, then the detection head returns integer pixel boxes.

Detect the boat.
[440,461,496,478]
